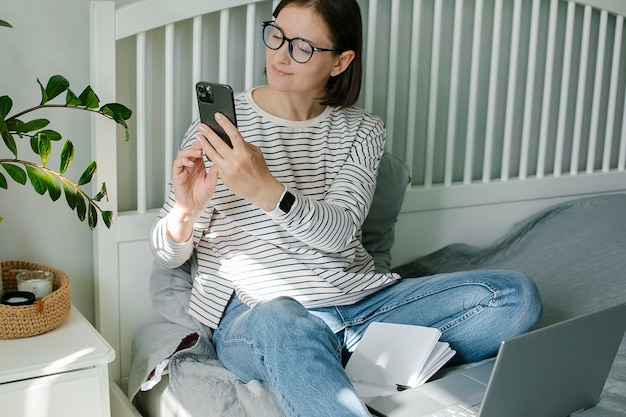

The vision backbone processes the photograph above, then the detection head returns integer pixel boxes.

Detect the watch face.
[279,190,296,214]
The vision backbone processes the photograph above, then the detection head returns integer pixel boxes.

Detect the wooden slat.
[385,0,402,151]
[554,1,576,176]
[363,0,378,113]
[537,0,559,178]
[501,0,522,181]
[464,0,483,184]
[587,9,608,174]
[404,0,423,178]
[444,0,464,186]
[115,0,266,39]
[425,0,443,187]
[603,15,624,172]
[219,9,230,83]
[519,0,541,180]
[136,32,147,214]
[191,16,202,121]
[164,23,175,195]
[245,3,257,90]
[571,5,592,175]
[483,0,503,182]
[620,76,626,170]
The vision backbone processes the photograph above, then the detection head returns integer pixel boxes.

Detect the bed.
[88,0,626,416]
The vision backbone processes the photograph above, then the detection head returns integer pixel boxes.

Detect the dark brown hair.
[272,0,363,108]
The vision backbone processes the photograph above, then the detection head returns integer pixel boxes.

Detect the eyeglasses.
[262,21,339,64]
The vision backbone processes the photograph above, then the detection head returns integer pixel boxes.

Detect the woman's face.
[265,5,340,98]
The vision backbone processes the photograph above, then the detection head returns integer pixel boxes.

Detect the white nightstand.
[0,306,115,417]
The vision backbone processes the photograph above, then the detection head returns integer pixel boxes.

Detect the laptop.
[366,302,626,417]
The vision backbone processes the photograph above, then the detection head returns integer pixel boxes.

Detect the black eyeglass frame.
[261,21,340,64]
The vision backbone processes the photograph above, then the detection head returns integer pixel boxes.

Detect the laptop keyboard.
[425,402,481,417]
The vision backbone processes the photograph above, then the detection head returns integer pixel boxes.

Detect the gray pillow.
[362,152,411,272]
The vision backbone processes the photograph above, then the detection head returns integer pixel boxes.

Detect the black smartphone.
[196,81,237,148]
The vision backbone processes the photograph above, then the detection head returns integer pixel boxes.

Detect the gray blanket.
[130,193,626,417]
[129,259,285,417]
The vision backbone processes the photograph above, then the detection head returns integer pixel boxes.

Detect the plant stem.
[8,104,107,121]
[0,158,103,211]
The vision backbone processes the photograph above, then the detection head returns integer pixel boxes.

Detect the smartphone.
[196,81,237,148]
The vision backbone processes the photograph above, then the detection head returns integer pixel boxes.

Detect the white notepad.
[345,322,456,398]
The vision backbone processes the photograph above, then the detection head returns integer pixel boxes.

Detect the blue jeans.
[213,270,542,417]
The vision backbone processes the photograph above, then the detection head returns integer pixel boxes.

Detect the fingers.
[197,126,224,164]
[198,112,242,156]
[214,112,242,146]
[173,144,204,174]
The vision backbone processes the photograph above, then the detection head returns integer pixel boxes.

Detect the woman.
[150,0,543,416]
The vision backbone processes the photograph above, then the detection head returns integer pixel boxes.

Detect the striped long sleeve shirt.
[151,88,399,329]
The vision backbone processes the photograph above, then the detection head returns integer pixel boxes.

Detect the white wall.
[0,0,128,323]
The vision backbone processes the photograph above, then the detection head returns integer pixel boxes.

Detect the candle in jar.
[16,271,54,299]
[6,295,30,303]
[0,291,36,306]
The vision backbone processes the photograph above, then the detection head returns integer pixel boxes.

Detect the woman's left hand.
[197,113,285,211]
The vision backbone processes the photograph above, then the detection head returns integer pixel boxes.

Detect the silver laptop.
[366,302,626,417]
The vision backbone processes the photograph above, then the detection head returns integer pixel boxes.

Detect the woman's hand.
[198,113,285,211]
[167,139,219,242]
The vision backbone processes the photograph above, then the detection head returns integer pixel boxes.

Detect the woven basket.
[0,260,71,339]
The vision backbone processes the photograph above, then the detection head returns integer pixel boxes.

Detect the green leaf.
[0,19,13,28]
[37,78,48,105]
[100,103,133,125]
[101,210,114,228]
[37,133,52,166]
[0,172,7,189]
[62,181,77,209]
[30,130,60,155]
[6,118,24,135]
[21,118,50,133]
[1,163,26,185]
[75,193,87,221]
[77,160,97,186]
[79,86,100,109]
[39,129,62,141]
[45,75,70,102]
[47,174,61,201]
[59,140,74,175]
[26,165,48,195]
[2,130,17,157]
[29,137,40,155]
[88,203,98,229]
[0,95,12,119]
[65,88,81,106]
[101,102,133,142]
[92,182,108,202]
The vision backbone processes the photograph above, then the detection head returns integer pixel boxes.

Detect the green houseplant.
[0,18,132,230]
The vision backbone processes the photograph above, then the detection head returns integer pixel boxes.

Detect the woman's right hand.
[167,138,219,242]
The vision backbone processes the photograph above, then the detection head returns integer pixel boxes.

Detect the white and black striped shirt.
[151,88,399,329]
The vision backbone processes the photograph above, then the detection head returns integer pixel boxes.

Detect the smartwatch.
[279,190,295,214]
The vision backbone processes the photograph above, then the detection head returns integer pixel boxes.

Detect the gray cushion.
[362,152,411,272]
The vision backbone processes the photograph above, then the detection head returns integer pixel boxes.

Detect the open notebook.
[345,322,455,398]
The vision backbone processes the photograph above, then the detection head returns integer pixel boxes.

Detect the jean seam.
[341,280,501,328]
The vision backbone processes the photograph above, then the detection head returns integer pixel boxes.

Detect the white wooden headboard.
[89,0,626,407]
